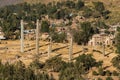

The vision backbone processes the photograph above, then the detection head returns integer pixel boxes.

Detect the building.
[88,33,114,46]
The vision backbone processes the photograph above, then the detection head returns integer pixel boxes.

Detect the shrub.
[112,70,119,76]
[29,59,44,69]
[41,20,50,33]
[75,54,96,71]
[98,77,102,80]
[45,56,66,72]
[95,61,103,68]
[105,70,111,76]
[98,67,105,76]
[111,55,120,70]
[106,76,113,80]
[52,32,67,43]
[92,71,98,76]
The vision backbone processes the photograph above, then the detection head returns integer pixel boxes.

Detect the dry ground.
[0,40,119,79]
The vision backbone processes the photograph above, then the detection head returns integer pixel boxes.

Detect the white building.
[88,34,114,46]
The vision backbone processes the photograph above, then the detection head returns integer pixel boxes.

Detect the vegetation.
[115,27,120,54]
[106,76,113,80]
[0,60,54,80]
[51,32,67,43]
[45,56,66,72]
[41,20,50,33]
[111,55,120,70]
[0,0,110,40]
[73,21,94,45]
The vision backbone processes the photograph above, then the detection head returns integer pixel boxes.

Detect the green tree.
[65,0,75,8]
[115,27,120,54]
[93,1,105,13]
[75,0,84,10]
[83,7,93,18]
[75,54,96,71]
[111,55,120,70]
[41,20,50,33]
[73,22,94,45]
[52,32,67,43]
[45,56,66,72]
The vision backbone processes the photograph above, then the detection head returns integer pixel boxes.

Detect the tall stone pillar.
[69,36,73,61]
[20,20,24,53]
[36,19,39,54]
[103,43,105,56]
[48,37,52,58]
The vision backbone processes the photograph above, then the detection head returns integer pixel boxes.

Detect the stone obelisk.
[69,36,73,61]
[36,19,39,54]
[21,20,24,53]
[48,37,52,58]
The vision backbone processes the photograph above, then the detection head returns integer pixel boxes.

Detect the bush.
[41,20,50,33]
[52,32,67,43]
[111,55,120,70]
[75,0,84,10]
[92,71,98,76]
[93,1,105,13]
[75,54,96,71]
[106,76,113,80]
[98,77,102,80]
[29,59,44,69]
[112,70,119,76]
[95,61,103,68]
[105,70,111,76]
[98,67,105,76]
[45,56,66,72]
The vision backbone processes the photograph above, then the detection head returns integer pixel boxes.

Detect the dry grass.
[0,40,118,79]
[0,40,117,69]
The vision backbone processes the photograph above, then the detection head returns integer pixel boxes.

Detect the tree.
[82,7,93,18]
[93,1,105,13]
[41,20,50,33]
[73,22,94,45]
[111,55,120,70]
[75,54,96,71]
[59,62,85,80]
[48,6,57,15]
[51,32,67,43]
[45,56,66,72]
[75,0,84,10]
[55,9,66,19]
[65,0,75,8]
[115,27,120,54]
[29,59,44,69]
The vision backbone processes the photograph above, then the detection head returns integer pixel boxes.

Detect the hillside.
[0,0,23,7]
[23,0,120,24]
[0,0,119,24]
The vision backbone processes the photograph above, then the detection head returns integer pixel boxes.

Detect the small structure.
[88,34,114,46]
[0,27,6,40]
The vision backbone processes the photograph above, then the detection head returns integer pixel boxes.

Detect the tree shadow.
[103,65,112,70]
[72,50,82,55]
[105,51,113,57]
[52,45,68,52]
